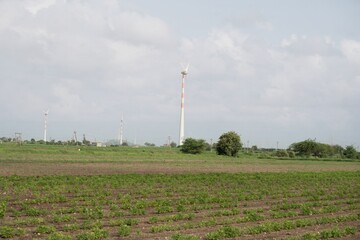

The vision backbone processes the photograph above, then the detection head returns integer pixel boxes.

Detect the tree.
[180,138,206,154]
[289,139,342,158]
[313,142,332,158]
[288,150,295,158]
[170,142,177,148]
[274,150,289,158]
[216,131,242,157]
[343,145,358,159]
[331,145,344,158]
[289,139,317,157]
[144,142,156,147]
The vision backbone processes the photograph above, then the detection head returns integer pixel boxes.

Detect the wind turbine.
[43,109,49,142]
[118,114,123,145]
[179,64,189,146]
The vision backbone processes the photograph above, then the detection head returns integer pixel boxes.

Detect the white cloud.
[0,1,359,146]
[341,39,360,65]
[24,0,56,15]
[179,27,359,146]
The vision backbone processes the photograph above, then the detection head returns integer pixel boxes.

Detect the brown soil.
[1,161,359,176]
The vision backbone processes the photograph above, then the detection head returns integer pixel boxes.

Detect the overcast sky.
[0,0,359,148]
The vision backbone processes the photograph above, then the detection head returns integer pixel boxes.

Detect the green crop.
[0,171,359,238]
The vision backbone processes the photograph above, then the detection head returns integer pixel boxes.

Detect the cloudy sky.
[0,0,359,148]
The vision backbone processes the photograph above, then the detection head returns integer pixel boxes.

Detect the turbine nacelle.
[181,63,189,76]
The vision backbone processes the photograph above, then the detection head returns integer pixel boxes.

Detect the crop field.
[1,144,360,176]
[0,144,360,239]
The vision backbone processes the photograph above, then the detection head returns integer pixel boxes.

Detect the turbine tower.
[43,110,49,142]
[119,114,123,145]
[179,64,189,146]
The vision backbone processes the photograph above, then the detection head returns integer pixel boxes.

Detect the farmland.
[0,144,360,239]
[1,144,359,176]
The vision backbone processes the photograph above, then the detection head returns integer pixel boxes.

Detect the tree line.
[1,133,359,159]
[288,139,358,159]
[180,133,359,160]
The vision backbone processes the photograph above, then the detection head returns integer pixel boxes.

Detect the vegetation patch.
[0,171,359,238]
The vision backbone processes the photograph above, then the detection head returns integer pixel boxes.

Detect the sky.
[0,0,359,148]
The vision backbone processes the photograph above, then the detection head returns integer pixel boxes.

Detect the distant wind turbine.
[179,64,189,146]
[43,110,49,142]
[118,114,124,145]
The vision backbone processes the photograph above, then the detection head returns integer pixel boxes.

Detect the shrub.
[288,150,295,158]
[274,150,289,158]
[216,131,242,157]
[180,138,207,154]
[343,145,358,159]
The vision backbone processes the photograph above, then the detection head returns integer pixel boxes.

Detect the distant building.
[96,142,106,147]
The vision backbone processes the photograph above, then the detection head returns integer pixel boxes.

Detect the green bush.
[180,138,207,154]
[274,150,289,158]
[343,145,358,159]
[288,150,295,158]
[216,131,242,157]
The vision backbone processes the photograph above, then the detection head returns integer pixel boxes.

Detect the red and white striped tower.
[179,65,189,146]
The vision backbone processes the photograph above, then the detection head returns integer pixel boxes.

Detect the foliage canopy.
[216,131,242,157]
[180,138,207,154]
[343,145,358,159]
[288,139,357,159]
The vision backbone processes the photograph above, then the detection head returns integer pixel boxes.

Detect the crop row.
[0,172,359,239]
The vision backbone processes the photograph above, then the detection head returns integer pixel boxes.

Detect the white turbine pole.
[119,114,123,145]
[179,64,189,146]
[43,110,49,142]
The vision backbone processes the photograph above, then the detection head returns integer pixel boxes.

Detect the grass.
[0,143,359,176]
